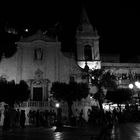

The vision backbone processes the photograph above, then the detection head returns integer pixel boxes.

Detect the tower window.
[84,45,92,61]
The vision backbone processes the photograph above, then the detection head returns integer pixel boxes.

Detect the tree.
[0,79,30,107]
[89,69,117,110]
[15,80,30,104]
[50,81,89,119]
[0,26,18,61]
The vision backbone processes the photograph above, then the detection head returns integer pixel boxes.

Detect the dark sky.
[0,1,139,60]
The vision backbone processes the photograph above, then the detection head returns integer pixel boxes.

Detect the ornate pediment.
[32,80,43,86]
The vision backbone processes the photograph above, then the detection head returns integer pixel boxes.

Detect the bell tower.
[76,7,101,70]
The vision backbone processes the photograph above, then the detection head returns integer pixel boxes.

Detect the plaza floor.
[0,125,102,140]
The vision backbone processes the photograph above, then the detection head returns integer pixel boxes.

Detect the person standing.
[16,109,20,128]
[2,105,10,131]
[20,110,26,128]
[35,110,40,127]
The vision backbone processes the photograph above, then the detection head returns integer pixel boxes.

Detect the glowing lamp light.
[135,81,140,89]
[91,76,94,79]
[90,96,93,99]
[55,103,60,108]
[128,83,134,89]
[25,28,29,32]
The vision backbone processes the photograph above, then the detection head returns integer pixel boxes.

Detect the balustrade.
[16,101,54,108]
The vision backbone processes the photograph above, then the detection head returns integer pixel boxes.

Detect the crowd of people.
[1,104,140,132]
[69,104,140,128]
[1,105,58,131]
[116,104,140,123]
[28,109,57,127]
[2,105,25,131]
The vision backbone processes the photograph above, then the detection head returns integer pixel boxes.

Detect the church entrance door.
[33,87,43,101]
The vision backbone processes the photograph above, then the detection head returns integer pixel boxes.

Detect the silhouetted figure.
[79,109,85,127]
[3,105,10,131]
[39,111,45,126]
[56,108,62,131]
[16,109,20,127]
[44,110,49,127]
[87,109,91,125]
[35,110,40,127]
[20,110,26,128]
[10,108,17,129]
[75,109,79,126]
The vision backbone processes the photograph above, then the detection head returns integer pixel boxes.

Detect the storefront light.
[135,81,140,89]
[55,103,60,108]
[128,83,134,89]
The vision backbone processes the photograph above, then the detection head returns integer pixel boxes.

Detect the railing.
[15,101,55,108]
[14,100,90,111]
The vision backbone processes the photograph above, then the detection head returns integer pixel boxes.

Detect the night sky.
[0,1,139,61]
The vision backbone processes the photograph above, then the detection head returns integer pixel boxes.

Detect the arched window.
[84,45,92,61]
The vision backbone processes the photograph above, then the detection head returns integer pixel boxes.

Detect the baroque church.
[0,8,101,102]
[0,8,140,120]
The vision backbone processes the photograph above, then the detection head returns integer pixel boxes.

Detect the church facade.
[0,8,140,109]
[0,30,85,101]
[1,8,140,125]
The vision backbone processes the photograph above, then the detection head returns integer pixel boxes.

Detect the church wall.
[77,42,85,60]
[14,40,78,98]
[58,52,72,83]
[21,45,34,80]
[16,41,62,83]
[44,44,59,83]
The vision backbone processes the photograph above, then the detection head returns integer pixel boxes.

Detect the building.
[0,7,140,124]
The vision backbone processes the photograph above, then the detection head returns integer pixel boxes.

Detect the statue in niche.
[34,48,43,60]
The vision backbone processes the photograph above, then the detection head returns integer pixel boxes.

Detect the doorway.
[33,87,43,101]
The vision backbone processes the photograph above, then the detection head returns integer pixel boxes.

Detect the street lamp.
[129,81,140,89]
[129,81,140,104]
[128,83,134,89]
[135,81,140,89]
[55,103,60,108]
[55,102,62,129]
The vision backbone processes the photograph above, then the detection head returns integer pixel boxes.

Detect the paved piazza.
[0,126,99,140]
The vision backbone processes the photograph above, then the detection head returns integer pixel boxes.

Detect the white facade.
[1,7,140,124]
[1,7,140,102]
[1,7,140,101]
[0,30,85,101]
